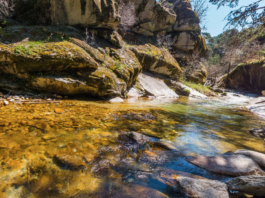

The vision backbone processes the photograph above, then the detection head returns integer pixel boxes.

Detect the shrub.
[0,0,14,20]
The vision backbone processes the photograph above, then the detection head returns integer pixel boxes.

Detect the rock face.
[235,149,265,169]
[176,176,229,198]
[14,0,120,29]
[226,176,265,197]
[185,61,208,84]
[138,73,179,98]
[0,26,142,97]
[221,60,265,91]
[132,0,176,36]
[1,0,208,98]
[187,155,265,177]
[131,44,182,78]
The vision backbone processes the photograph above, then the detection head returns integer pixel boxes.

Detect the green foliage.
[208,54,221,65]
[210,0,265,30]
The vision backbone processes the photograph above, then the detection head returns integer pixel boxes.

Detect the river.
[0,91,264,197]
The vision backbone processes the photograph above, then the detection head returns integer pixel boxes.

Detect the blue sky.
[206,0,265,37]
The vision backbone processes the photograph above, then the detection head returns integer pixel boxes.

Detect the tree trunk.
[225,62,231,88]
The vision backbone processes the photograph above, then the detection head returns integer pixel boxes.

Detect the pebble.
[56,95,63,99]
[3,101,9,105]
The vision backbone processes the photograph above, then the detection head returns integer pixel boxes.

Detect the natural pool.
[0,94,264,198]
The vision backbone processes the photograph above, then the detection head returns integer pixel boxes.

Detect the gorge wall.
[0,0,207,98]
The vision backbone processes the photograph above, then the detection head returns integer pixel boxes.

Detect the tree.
[210,0,265,29]
[190,0,209,30]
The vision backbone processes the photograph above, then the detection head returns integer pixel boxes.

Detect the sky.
[206,0,265,37]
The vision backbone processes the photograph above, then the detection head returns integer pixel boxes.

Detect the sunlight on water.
[0,95,264,197]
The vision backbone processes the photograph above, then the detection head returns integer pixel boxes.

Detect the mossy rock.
[0,41,99,74]
[130,44,182,79]
[222,59,265,91]
[0,26,142,97]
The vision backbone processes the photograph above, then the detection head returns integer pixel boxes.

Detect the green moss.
[180,79,214,96]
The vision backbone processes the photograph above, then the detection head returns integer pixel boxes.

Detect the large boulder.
[235,149,265,169]
[187,155,265,177]
[176,176,229,198]
[131,44,182,78]
[0,26,142,97]
[226,176,265,197]
[132,0,176,35]
[13,0,120,29]
[221,60,265,91]
[163,0,200,32]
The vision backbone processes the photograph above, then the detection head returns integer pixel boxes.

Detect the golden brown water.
[0,96,265,197]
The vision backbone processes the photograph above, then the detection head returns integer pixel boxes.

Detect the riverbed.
[0,92,264,198]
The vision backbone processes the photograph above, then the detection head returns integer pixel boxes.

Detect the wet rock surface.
[247,97,265,118]
[249,128,265,138]
[176,176,229,198]
[235,149,265,169]
[187,155,265,177]
[226,176,265,196]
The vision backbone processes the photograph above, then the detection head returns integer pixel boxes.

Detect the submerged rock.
[226,176,265,197]
[54,154,85,169]
[249,128,265,138]
[235,149,265,169]
[187,155,265,177]
[176,176,229,198]
[138,73,179,98]
[120,184,169,198]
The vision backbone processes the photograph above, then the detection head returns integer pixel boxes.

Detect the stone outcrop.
[131,44,182,78]
[220,60,265,91]
[132,0,176,36]
[0,26,142,97]
[0,0,208,98]
[187,155,265,177]
[176,177,229,198]
[226,176,265,197]
[185,61,208,84]
[13,0,120,29]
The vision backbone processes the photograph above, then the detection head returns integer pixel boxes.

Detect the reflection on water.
[0,95,264,197]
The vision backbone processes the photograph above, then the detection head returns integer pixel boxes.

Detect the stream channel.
[0,91,264,197]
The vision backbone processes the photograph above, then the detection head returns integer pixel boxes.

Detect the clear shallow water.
[0,93,264,198]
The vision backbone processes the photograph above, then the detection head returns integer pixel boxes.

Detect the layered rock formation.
[0,0,207,97]
[219,60,265,92]
[13,0,120,29]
